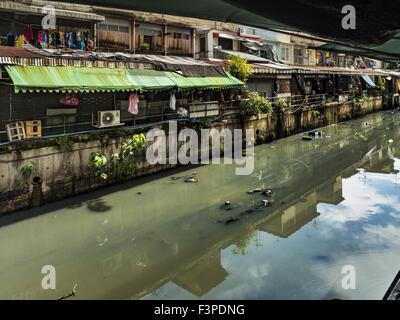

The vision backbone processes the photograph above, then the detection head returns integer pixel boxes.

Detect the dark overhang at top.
[54,0,400,45]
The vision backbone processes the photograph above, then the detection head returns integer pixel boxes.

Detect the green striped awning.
[163,71,244,90]
[126,68,176,90]
[5,66,244,93]
[6,66,144,93]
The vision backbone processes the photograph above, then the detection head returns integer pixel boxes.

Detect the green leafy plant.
[56,135,74,152]
[89,152,108,180]
[140,43,151,51]
[311,110,321,119]
[383,93,391,107]
[198,117,212,129]
[120,133,147,159]
[104,133,147,178]
[227,55,253,83]
[377,77,387,93]
[352,95,367,113]
[20,161,38,177]
[240,92,272,118]
[277,98,288,113]
[89,152,108,169]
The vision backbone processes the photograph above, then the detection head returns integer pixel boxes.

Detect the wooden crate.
[26,120,42,138]
[6,122,26,142]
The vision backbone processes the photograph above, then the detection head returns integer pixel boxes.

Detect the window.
[143,35,152,45]
[281,45,291,61]
[98,24,129,33]
[108,24,119,32]
[199,36,205,53]
[172,32,190,40]
[98,22,130,50]
[294,48,303,65]
[98,24,108,31]
[219,37,233,50]
[119,26,129,33]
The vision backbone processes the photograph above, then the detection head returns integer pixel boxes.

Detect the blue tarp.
[361,74,376,88]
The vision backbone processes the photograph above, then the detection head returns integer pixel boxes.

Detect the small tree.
[240,92,272,118]
[227,55,253,83]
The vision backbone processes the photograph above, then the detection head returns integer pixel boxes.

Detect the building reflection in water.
[0,113,399,300]
[165,144,398,298]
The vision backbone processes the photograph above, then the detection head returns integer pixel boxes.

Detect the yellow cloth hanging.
[15,35,25,48]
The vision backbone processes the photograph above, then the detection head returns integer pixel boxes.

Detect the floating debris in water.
[309,130,323,137]
[219,201,233,211]
[247,187,264,194]
[389,139,394,144]
[184,178,198,183]
[137,192,142,195]
[262,189,273,197]
[302,136,313,141]
[248,187,273,196]
[261,200,274,207]
[57,284,78,300]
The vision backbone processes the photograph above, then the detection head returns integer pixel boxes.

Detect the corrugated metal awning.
[6,66,142,93]
[216,49,270,63]
[0,1,105,22]
[5,66,244,93]
[163,71,244,89]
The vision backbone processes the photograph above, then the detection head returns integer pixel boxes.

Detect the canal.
[0,111,399,300]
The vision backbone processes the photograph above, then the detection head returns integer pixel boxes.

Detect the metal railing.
[0,100,234,144]
[0,92,381,144]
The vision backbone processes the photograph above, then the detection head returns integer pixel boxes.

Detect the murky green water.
[0,111,400,300]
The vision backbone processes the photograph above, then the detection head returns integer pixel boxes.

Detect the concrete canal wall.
[0,96,384,215]
[244,96,383,142]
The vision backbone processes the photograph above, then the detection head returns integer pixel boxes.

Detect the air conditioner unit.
[92,110,124,128]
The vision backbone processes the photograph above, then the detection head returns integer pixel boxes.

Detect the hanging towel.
[128,94,139,115]
[169,92,176,110]
[16,35,25,48]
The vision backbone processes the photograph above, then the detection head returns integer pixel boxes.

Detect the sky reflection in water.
[145,150,400,300]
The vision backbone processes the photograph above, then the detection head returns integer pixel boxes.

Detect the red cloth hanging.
[60,94,79,106]
[24,27,34,42]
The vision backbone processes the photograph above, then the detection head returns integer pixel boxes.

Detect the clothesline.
[4,22,94,52]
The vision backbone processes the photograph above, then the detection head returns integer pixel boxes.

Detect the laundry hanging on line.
[128,93,140,115]
[169,92,176,110]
